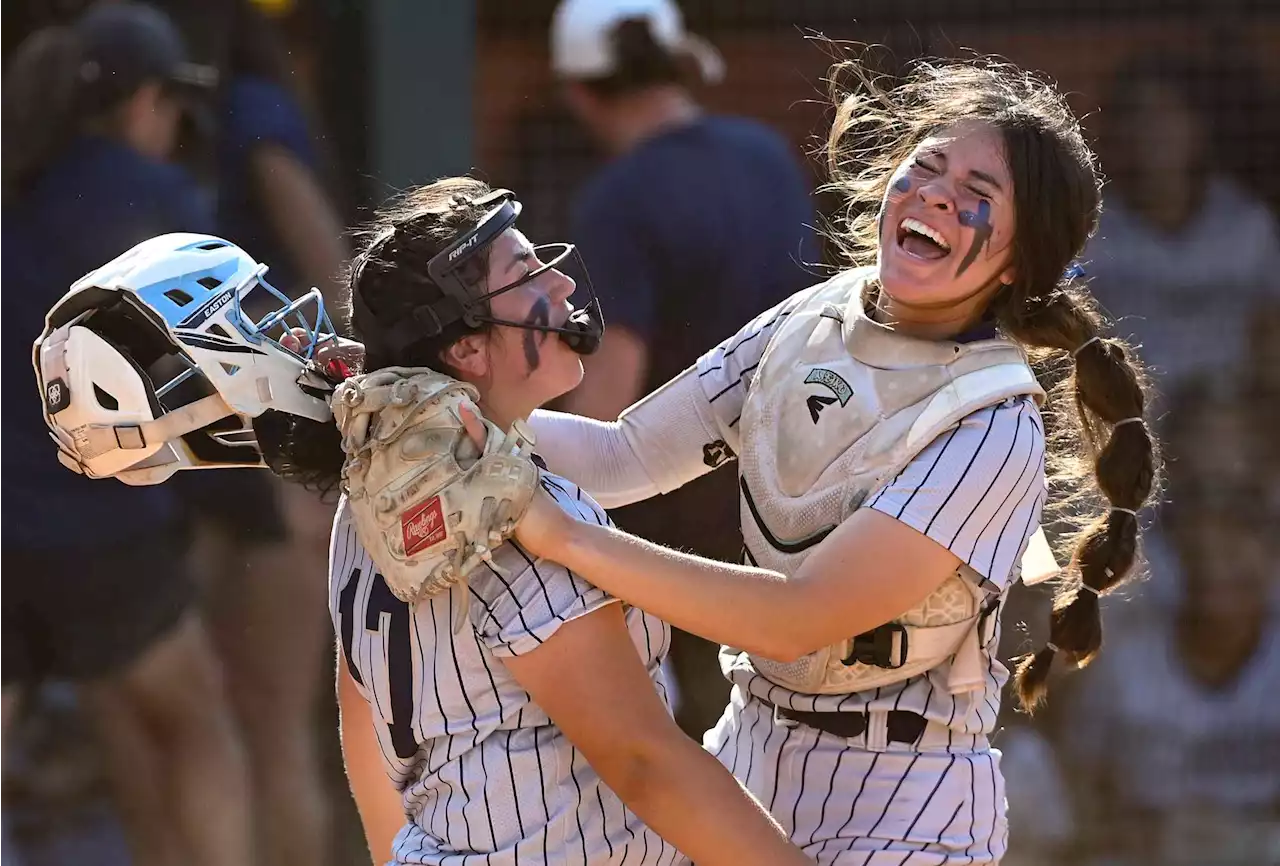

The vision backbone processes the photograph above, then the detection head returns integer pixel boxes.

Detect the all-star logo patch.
[803,367,853,423]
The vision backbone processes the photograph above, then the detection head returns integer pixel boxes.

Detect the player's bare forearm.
[337,661,405,864]
[540,508,957,660]
[503,602,807,865]
[548,518,799,657]
[608,734,813,866]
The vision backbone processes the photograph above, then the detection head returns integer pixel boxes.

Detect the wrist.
[554,517,597,570]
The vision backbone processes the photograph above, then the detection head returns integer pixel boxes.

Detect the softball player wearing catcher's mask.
[35,184,815,864]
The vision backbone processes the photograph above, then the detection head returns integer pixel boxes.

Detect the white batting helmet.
[34,233,339,485]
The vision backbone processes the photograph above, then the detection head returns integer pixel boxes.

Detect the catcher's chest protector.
[739,269,1046,696]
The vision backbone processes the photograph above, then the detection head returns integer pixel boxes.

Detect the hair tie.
[1079,583,1101,596]
[1071,335,1101,358]
[1113,417,1143,428]
[1111,506,1138,517]
[1064,263,1086,280]
[1045,642,1060,653]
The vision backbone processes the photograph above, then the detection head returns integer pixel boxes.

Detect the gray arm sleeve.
[526,366,728,509]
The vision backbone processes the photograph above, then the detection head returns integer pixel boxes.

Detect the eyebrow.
[920,151,1006,194]
[967,169,1005,193]
[507,247,534,273]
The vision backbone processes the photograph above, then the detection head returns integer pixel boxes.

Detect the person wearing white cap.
[551,0,726,88]
[550,0,819,737]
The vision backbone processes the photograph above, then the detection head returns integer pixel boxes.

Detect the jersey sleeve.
[467,557,615,658]
[467,475,618,657]
[866,396,1047,589]
[694,286,817,443]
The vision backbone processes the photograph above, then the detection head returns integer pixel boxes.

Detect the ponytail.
[2,26,86,203]
[994,281,1159,711]
[252,409,346,499]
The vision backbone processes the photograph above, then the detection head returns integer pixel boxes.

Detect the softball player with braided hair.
[514,52,1161,863]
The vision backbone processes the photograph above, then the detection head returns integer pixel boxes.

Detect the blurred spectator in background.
[175,2,350,864]
[1058,381,1280,866]
[996,723,1077,866]
[1115,375,1275,617]
[0,4,253,866]
[549,0,819,736]
[1083,53,1280,430]
[1095,366,1276,654]
[1242,299,1280,518]
[212,0,350,321]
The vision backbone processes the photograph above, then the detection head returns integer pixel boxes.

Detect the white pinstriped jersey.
[688,281,1044,863]
[330,469,678,866]
[695,287,1047,743]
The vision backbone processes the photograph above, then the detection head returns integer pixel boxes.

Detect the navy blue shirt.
[570,114,817,563]
[216,75,318,293]
[3,136,214,550]
[571,114,818,381]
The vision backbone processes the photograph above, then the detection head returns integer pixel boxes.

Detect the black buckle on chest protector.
[843,623,909,669]
[976,596,1001,646]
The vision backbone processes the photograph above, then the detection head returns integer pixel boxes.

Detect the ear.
[440,333,489,381]
[997,261,1017,288]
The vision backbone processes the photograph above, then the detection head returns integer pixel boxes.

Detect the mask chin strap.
[465,306,603,356]
[349,268,467,359]
[61,392,238,471]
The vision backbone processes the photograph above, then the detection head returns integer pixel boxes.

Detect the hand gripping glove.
[333,367,539,605]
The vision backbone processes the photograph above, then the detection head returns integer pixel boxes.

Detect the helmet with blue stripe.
[34,233,339,485]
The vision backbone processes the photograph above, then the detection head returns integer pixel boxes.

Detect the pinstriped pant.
[704,689,1008,865]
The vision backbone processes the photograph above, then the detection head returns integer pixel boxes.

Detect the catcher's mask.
[356,188,605,357]
[34,233,339,485]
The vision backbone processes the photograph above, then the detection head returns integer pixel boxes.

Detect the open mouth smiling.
[896,217,952,261]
